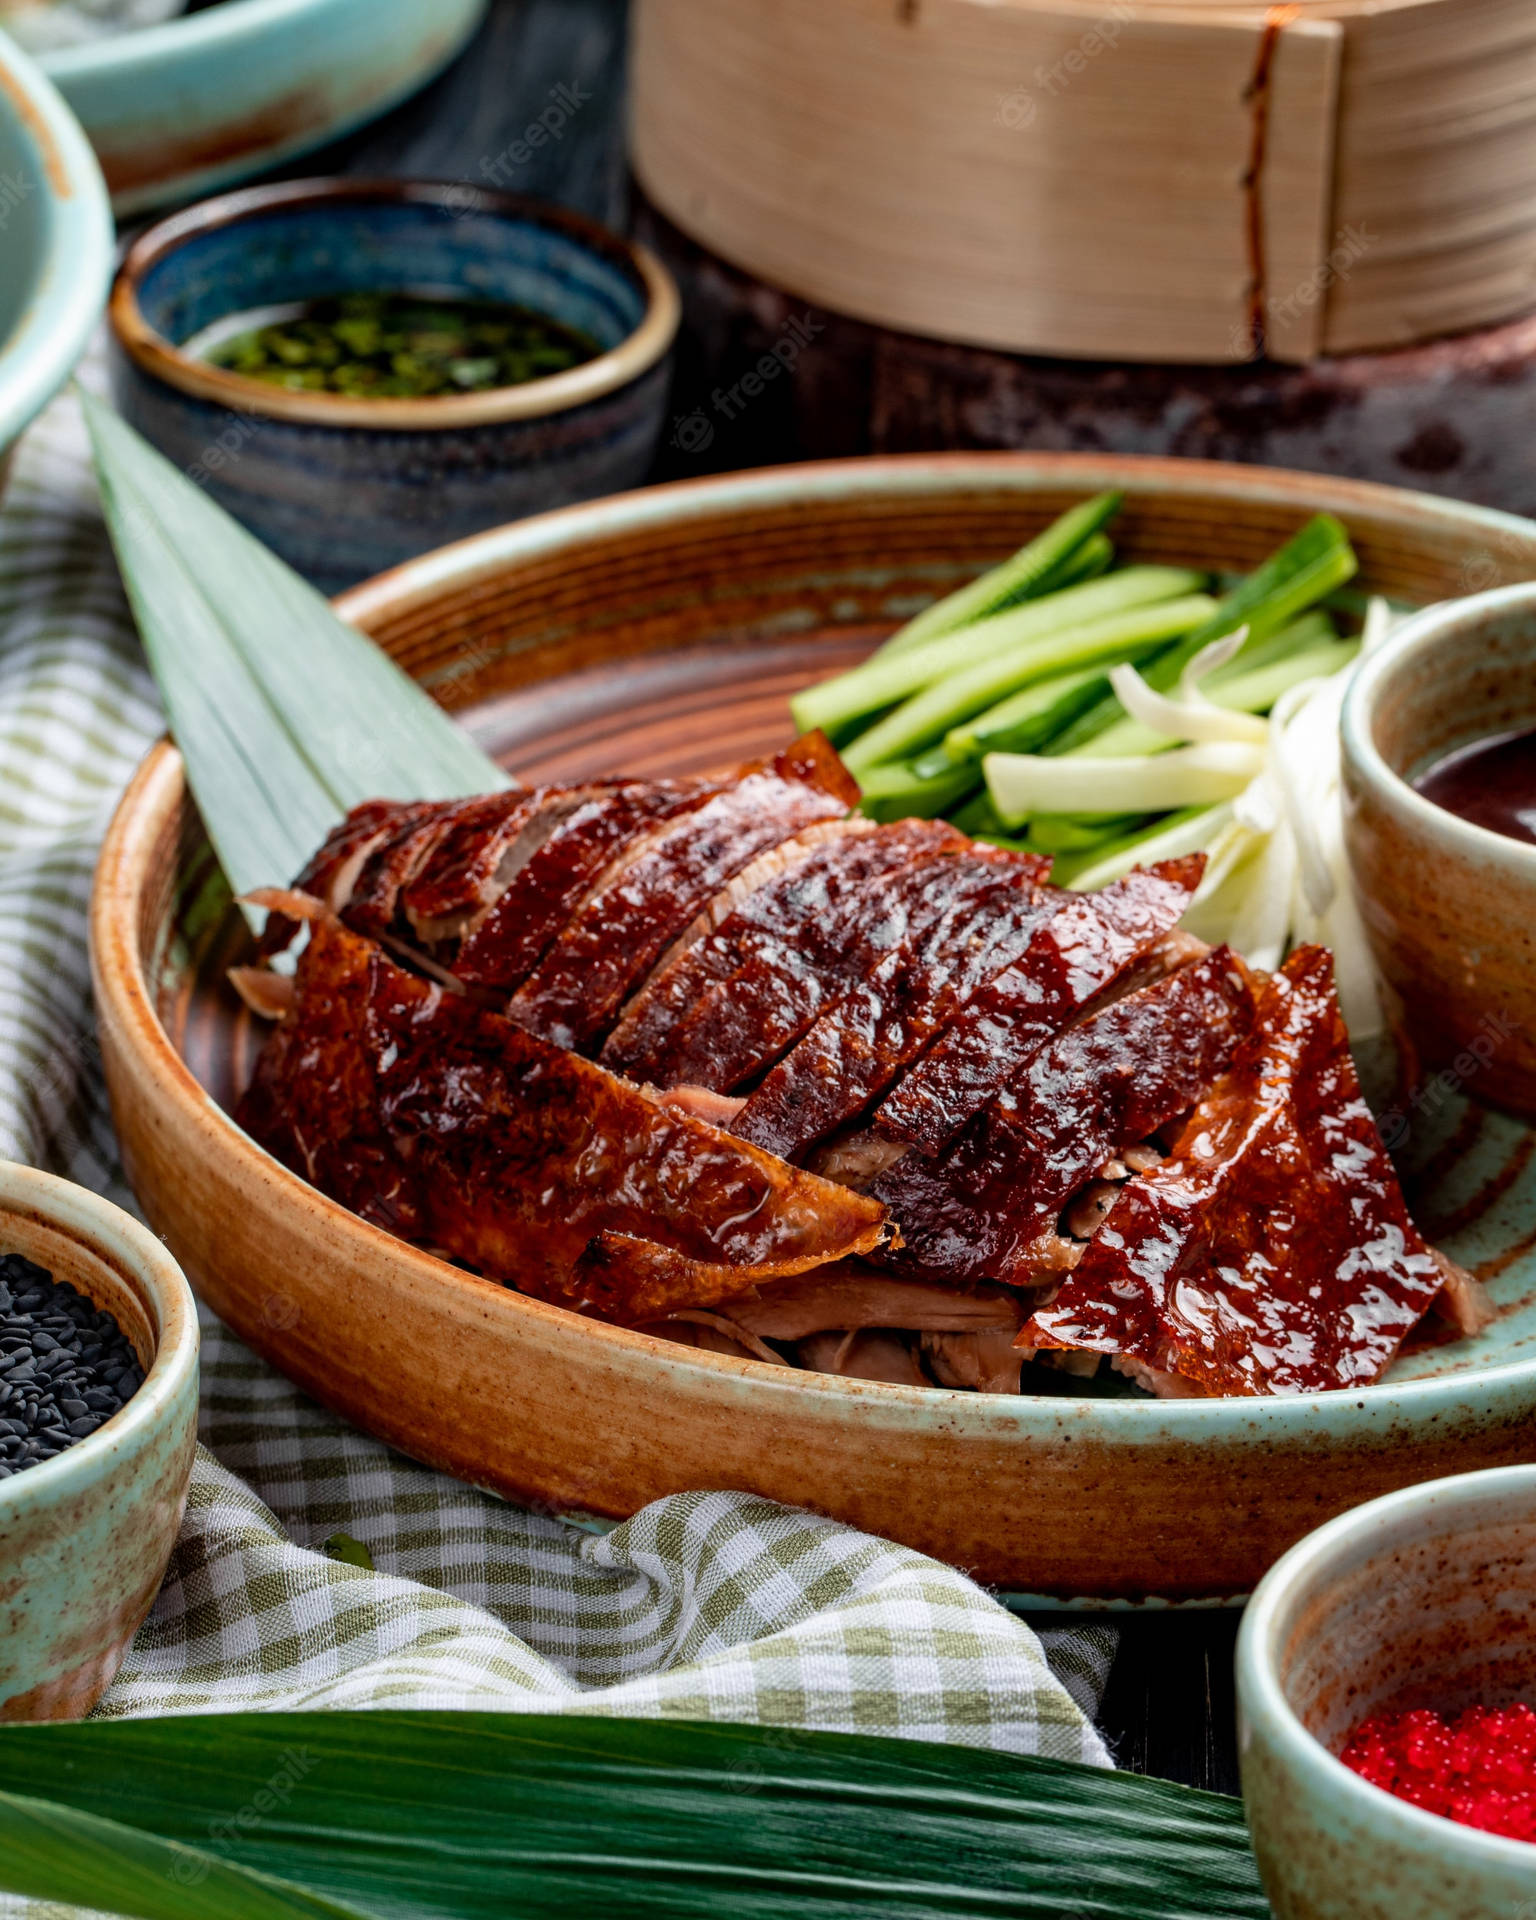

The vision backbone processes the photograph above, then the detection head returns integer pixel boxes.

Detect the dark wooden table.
[288,0,1244,1798]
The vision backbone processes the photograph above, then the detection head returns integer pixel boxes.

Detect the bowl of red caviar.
[1238,1465,1536,1919]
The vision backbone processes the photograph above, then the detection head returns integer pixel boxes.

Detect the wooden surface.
[231,0,1503,1798]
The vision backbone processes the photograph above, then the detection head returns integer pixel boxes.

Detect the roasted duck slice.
[732,848,1053,1160]
[451,779,724,993]
[341,793,532,940]
[237,909,889,1322]
[873,856,1207,1155]
[873,944,1256,1285]
[289,797,424,916]
[1023,946,1453,1397]
[507,734,860,1052]
[602,817,883,1075]
[619,819,972,1092]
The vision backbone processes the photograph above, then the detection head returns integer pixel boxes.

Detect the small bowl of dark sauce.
[1342,583,1536,1119]
[1414,725,1536,850]
[108,177,680,593]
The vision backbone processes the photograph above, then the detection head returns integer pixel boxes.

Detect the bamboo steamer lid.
[630,0,1536,365]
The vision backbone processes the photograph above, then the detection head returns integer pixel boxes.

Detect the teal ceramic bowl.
[0,27,112,490]
[34,0,488,216]
[1238,1466,1536,1919]
[0,1162,198,1722]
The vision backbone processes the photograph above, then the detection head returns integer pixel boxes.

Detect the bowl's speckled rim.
[1237,1465,1536,1874]
[178,451,1536,1448]
[1341,583,1536,880]
[110,176,682,431]
[0,30,112,451]
[0,1160,198,1524]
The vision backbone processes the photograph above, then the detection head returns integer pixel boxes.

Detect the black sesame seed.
[0,1258,143,1482]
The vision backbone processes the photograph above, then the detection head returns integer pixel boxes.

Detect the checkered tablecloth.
[0,381,1114,1909]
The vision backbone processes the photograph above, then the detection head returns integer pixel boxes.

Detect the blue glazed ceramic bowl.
[0,27,112,491]
[1238,1466,1536,1919]
[0,1161,198,1722]
[33,0,487,217]
[107,176,681,593]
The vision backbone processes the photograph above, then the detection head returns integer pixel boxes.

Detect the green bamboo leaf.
[0,1786,370,1920]
[81,392,508,902]
[0,1712,1269,1920]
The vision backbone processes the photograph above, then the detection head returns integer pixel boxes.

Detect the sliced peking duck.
[1023,946,1455,1395]
[235,732,1472,1400]
[238,904,890,1322]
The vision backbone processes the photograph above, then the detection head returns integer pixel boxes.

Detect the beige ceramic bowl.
[1342,584,1536,1119]
[0,1162,198,1721]
[1239,1466,1536,1919]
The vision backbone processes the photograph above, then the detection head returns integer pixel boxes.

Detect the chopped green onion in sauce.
[200,291,602,398]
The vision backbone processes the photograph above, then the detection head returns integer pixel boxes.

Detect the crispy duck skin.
[236,910,889,1321]
[624,820,973,1092]
[507,734,861,1053]
[602,815,896,1078]
[872,856,1207,1155]
[731,848,1052,1161]
[603,819,875,1067]
[1023,946,1450,1396]
[872,944,1257,1286]
[451,779,729,991]
[343,794,531,940]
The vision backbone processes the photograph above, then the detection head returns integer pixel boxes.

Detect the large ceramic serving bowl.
[0,1161,198,1722]
[1238,1466,1536,1918]
[1342,584,1536,1120]
[89,453,1536,1605]
[108,177,680,592]
[0,27,111,491]
[30,0,487,216]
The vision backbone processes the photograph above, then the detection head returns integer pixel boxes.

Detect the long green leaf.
[0,1787,369,1919]
[82,393,508,901]
[0,1713,1269,1920]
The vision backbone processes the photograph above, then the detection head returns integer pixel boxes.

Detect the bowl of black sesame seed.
[0,1162,198,1722]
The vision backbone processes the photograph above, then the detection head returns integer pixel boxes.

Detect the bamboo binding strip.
[630,0,1536,366]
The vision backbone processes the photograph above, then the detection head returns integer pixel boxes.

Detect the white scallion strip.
[984,740,1265,825]
[1108,626,1268,748]
[1178,626,1249,699]
[1266,677,1337,916]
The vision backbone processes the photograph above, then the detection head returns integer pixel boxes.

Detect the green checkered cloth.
[0,384,1114,1828]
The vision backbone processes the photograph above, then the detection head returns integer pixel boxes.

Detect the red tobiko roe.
[1341,1704,1536,1843]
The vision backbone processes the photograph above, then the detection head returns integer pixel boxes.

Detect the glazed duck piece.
[1024,946,1458,1396]
[452,780,726,991]
[872,855,1208,1155]
[506,734,861,1051]
[604,816,954,1082]
[237,908,890,1323]
[613,819,976,1091]
[871,944,1257,1286]
[731,847,1054,1161]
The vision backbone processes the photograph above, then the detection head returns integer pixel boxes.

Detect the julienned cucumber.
[842,593,1218,774]
[870,492,1123,660]
[791,566,1204,741]
[1047,516,1358,759]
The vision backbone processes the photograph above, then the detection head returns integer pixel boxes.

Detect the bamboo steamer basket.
[630,0,1536,365]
